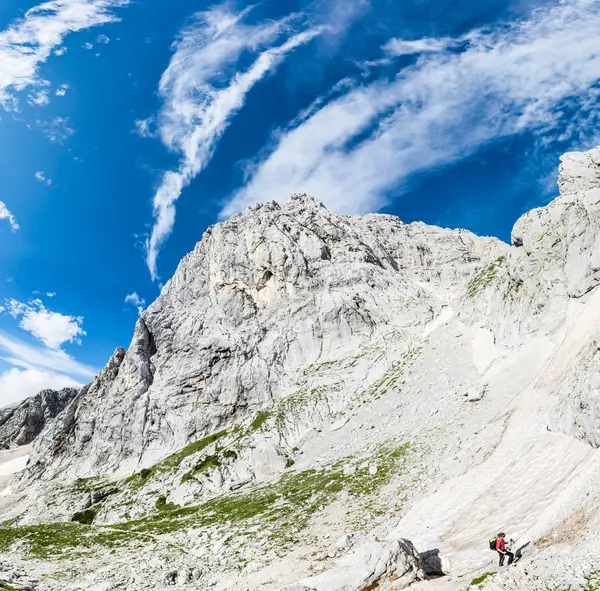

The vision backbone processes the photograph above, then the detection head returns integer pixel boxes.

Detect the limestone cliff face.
[24,195,505,483]
[512,148,600,300]
[23,149,600,486]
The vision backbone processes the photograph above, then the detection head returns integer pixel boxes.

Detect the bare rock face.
[0,388,78,449]
[23,195,505,483]
[511,147,600,300]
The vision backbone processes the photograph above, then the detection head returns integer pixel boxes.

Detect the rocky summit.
[2,148,600,590]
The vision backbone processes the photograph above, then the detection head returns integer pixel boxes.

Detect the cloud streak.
[0,0,129,109]
[0,202,19,231]
[383,36,462,57]
[144,5,321,280]
[0,331,96,379]
[224,0,600,217]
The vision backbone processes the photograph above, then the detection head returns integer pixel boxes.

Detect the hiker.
[495,533,515,566]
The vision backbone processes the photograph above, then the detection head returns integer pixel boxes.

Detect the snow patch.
[0,454,29,476]
[423,306,455,336]
[472,327,505,375]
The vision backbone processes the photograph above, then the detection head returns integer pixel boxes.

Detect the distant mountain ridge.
[0,388,77,449]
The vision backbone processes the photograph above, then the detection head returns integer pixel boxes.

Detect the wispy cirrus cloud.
[224,0,600,217]
[0,331,96,379]
[0,0,129,110]
[0,202,19,231]
[144,4,321,280]
[383,36,462,57]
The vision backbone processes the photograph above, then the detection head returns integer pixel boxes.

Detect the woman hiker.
[496,533,515,566]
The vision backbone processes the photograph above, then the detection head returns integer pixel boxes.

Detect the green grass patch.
[467,257,506,298]
[364,347,422,402]
[158,430,228,469]
[250,411,271,432]
[123,429,228,489]
[71,507,99,526]
[181,455,221,483]
[155,495,179,512]
[273,384,342,433]
[0,442,410,561]
[0,522,132,560]
[73,477,108,494]
[468,572,496,589]
[121,442,410,539]
[545,570,600,591]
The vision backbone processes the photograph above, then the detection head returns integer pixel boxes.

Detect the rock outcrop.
[23,195,505,484]
[282,539,424,591]
[0,388,77,449]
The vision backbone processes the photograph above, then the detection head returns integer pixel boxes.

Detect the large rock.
[282,539,424,591]
[511,147,600,300]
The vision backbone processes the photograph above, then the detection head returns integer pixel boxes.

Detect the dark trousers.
[498,550,514,566]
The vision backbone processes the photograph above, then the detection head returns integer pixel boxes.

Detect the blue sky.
[1,0,600,404]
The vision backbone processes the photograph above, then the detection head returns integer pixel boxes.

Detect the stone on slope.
[282,539,424,591]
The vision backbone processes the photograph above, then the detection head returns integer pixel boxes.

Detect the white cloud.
[0,331,96,379]
[311,0,369,39]
[35,170,52,185]
[28,89,50,106]
[134,116,155,138]
[83,41,94,49]
[124,292,145,316]
[0,367,81,406]
[3,298,85,350]
[383,36,461,57]
[43,116,75,143]
[96,33,110,43]
[144,5,321,280]
[55,83,69,96]
[0,202,19,231]
[224,0,600,217]
[21,309,84,349]
[0,0,129,109]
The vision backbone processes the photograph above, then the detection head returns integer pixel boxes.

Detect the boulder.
[420,549,451,576]
[283,539,424,591]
